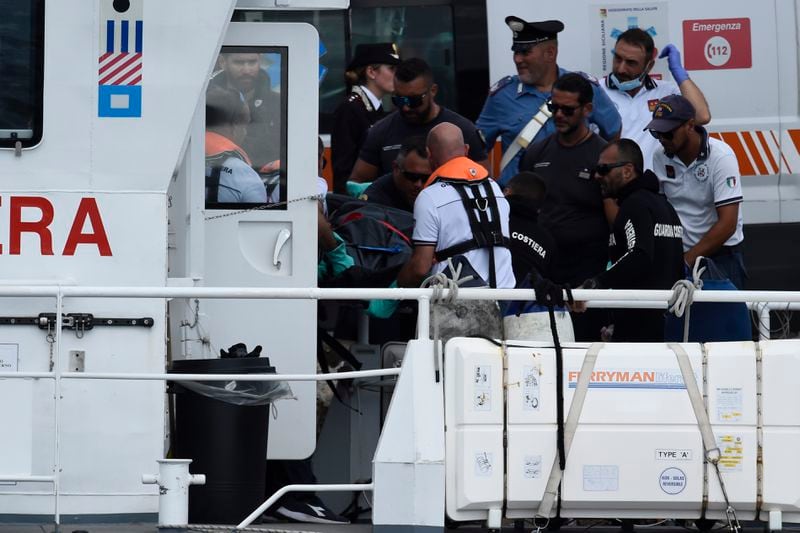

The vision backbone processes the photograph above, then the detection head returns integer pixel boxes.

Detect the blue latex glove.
[659,44,689,85]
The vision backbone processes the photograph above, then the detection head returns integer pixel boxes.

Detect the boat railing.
[1,285,799,527]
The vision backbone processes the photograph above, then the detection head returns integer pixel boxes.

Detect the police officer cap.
[348,43,401,70]
[506,16,564,52]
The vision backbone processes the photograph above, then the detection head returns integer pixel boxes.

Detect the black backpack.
[322,199,414,288]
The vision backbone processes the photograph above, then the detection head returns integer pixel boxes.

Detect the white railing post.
[417,295,430,340]
[757,302,771,340]
[53,289,64,525]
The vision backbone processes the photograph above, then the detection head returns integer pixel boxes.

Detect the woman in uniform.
[331,42,400,193]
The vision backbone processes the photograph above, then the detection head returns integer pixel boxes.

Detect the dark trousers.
[710,249,747,290]
[266,458,317,505]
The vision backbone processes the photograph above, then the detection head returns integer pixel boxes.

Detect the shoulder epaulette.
[488,75,514,96]
[575,71,600,86]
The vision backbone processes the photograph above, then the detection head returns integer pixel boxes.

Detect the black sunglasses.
[649,128,677,140]
[402,170,428,183]
[546,99,581,116]
[392,92,428,109]
[594,161,631,176]
[649,121,687,140]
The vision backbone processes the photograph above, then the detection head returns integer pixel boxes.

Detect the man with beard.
[600,28,711,171]
[348,58,488,183]
[210,52,281,171]
[518,73,615,341]
[477,16,621,186]
[646,95,746,289]
[573,139,685,342]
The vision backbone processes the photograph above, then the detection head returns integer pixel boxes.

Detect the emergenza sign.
[98,0,144,117]
[567,368,691,389]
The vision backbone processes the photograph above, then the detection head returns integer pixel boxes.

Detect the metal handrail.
[1,284,799,525]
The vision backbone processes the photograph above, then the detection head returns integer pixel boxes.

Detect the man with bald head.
[398,122,514,289]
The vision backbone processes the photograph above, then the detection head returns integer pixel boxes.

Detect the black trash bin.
[169,357,275,524]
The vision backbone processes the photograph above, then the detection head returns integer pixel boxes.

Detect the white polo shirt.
[600,76,679,171]
[413,178,516,288]
[652,128,744,250]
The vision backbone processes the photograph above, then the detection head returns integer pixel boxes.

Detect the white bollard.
[769,510,783,531]
[142,458,206,528]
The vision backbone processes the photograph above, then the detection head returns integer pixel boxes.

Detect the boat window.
[0,0,44,148]
[205,46,287,210]
[233,9,347,132]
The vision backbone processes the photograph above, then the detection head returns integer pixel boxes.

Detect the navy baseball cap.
[506,16,564,52]
[644,94,696,132]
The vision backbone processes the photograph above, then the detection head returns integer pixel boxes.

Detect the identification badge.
[577,168,592,180]
[665,165,676,179]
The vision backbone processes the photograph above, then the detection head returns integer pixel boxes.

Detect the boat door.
[169,22,320,459]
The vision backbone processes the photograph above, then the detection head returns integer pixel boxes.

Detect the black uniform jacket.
[594,170,685,341]
[331,89,385,193]
[506,195,557,285]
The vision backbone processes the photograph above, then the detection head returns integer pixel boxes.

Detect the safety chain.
[161,524,319,533]
[204,194,323,221]
[46,321,55,372]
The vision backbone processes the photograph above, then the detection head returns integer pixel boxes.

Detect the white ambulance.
[485,0,800,292]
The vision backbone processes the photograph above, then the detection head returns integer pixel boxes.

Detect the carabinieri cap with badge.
[505,16,564,52]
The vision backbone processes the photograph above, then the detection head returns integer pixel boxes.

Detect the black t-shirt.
[506,195,557,284]
[360,173,414,212]
[519,132,609,285]
[358,107,488,175]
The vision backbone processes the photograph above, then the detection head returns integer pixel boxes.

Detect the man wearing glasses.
[573,139,684,341]
[517,73,615,340]
[349,58,488,184]
[477,16,621,186]
[360,135,431,212]
[646,95,746,289]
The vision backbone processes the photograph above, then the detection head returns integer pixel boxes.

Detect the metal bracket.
[0,313,154,331]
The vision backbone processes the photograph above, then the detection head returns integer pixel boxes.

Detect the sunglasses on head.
[594,161,631,176]
[392,92,428,109]
[402,170,428,183]
[546,99,582,116]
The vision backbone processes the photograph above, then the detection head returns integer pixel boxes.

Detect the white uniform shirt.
[213,156,269,204]
[413,179,516,288]
[652,129,744,250]
[601,77,679,171]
